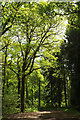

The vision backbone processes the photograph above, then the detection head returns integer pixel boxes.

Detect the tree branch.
[7,65,18,75]
[26,67,41,76]
[18,36,24,60]
[1,25,12,37]
[0,43,11,51]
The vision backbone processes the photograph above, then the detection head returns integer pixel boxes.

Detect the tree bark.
[39,79,40,108]
[17,75,21,95]
[16,75,21,108]
[3,63,6,96]
[51,79,53,107]
[26,81,28,104]
[6,71,9,94]
[64,73,67,107]
[58,77,62,108]
[31,89,34,106]
[3,46,7,95]
[21,74,25,112]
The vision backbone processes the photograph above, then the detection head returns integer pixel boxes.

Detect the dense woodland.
[1,1,80,115]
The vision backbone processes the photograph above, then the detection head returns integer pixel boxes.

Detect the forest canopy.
[1,1,80,114]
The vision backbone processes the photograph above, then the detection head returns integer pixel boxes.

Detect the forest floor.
[2,110,80,120]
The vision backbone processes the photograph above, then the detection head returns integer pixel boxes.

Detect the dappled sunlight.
[4,111,79,120]
[2,2,80,120]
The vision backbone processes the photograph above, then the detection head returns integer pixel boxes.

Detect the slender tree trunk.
[26,81,28,104]
[17,57,21,95]
[58,78,61,108]
[3,64,6,95]
[31,89,34,106]
[21,74,25,112]
[51,79,53,107]
[16,75,21,108]
[3,46,7,95]
[68,72,71,105]
[39,79,40,108]
[66,75,69,106]
[64,73,67,107]
[17,75,20,94]
[6,71,9,94]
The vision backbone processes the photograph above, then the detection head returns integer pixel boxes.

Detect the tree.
[1,2,24,51]
[65,1,80,109]
[2,2,64,112]
[2,44,8,96]
[3,1,76,113]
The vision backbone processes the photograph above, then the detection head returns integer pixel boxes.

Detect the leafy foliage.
[2,1,80,114]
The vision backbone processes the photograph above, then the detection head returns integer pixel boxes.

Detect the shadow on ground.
[2,111,79,120]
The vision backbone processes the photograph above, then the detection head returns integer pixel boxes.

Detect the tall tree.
[3,2,63,112]
[2,43,7,96]
[65,1,80,109]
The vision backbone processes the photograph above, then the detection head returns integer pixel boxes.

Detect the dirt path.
[3,111,80,120]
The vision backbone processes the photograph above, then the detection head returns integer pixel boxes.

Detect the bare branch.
[1,25,12,37]
[0,43,11,51]
[28,55,35,73]
[25,24,52,71]
[71,22,80,28]
[17,36,24,59]
[26,67,41,76]
[7,65,18,75]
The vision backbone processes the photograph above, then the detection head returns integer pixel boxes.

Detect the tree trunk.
[58,76,62,108]
[6,71,9,94]
[21,75,25,112]
[51,79,53,107]
[3,64,6,95]
[64,73,67,107]
[68,72,71,105]
[16,75,21,108]
[31,89,34,106]
[17,75,20,94]
[17,57,21,95]
[39,79,40,108]
[26,81,28,104]
[3,46,7,95]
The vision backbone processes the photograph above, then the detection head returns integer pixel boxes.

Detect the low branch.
[29,56,35,73]
[35,54,54,61]
[43,40,59,46]
[18,36,24,59]
[26,64,52,76]
[0,43,11,51]
[71,22,80,28]
[26,67,41,76]
[7,65,18,75]
[1,25,12,37]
